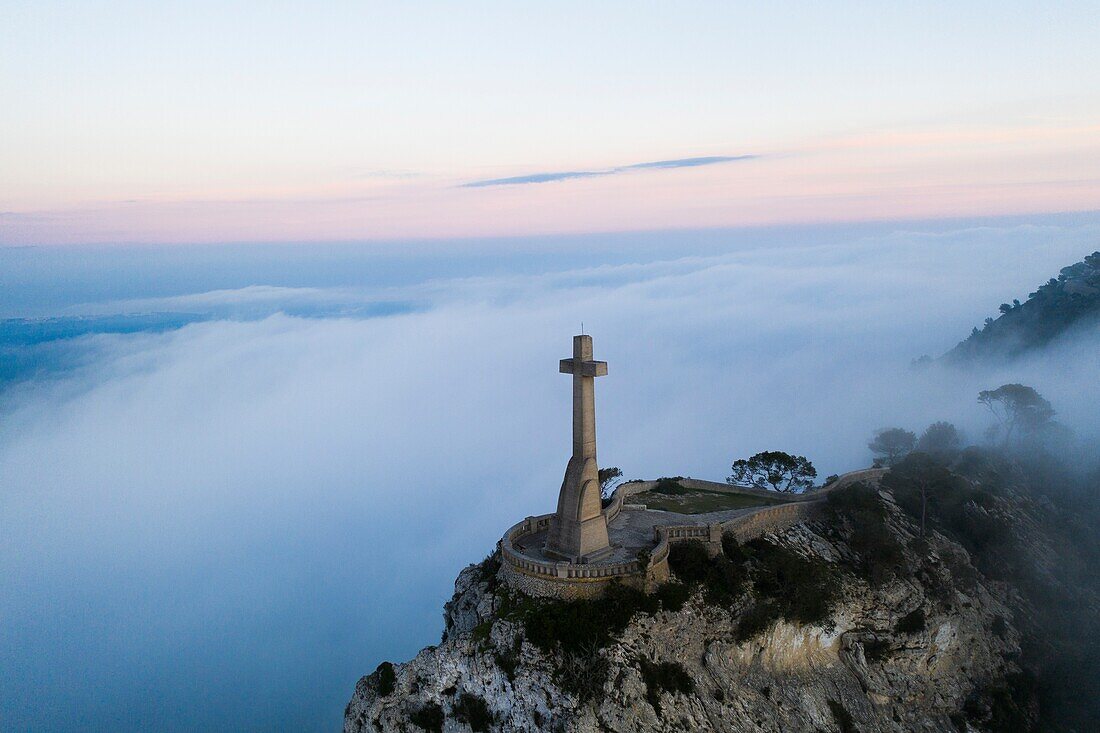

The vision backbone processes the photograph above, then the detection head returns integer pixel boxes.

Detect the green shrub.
[471,620,492,645]
[958,509,1011,555]
[668,540,711,583]
[849,513,908,585]
[452,692,493,732]
[960,672,1038,733]
[744,538,837,629]
[654,477,689,495]
[705,555,748,606]
[374,661,396,697]
[917,565,955,606]
[507,582,654,656]
[735,600,781,642]
[829,480,908,585]
[668,540,745,606]
[672,536,836,639]
[827,481,886,517]
[885,454,1015,577]
[409,702,444,732]
[654,581,691,612]
[475,552,502,585]
[721,532,746,562]
[639,658,695,713]
[557,643,610,701]
[940,545,978,591]
[497,583,660,701]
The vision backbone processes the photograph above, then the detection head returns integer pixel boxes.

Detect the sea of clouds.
[1,216,1099,731]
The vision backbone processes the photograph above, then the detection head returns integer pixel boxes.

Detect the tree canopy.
[978,384,1055,446]
[598,467,623,500]
[868,427,916,467]
[916,421,962,457]
[727,451,817,493]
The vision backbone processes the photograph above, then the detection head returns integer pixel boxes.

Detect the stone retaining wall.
[499,563,649,601]
[601,480,652,523]
[723,500,823,542]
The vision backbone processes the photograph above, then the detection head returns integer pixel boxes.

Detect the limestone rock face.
[345,505,1027,733]
[442,563,499,642]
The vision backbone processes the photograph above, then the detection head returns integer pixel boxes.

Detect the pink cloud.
[4,122,1100,245]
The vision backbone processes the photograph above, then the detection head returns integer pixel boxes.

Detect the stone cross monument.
[544,334,612,561]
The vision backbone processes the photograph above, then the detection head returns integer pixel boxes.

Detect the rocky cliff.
[345,453,1098,732]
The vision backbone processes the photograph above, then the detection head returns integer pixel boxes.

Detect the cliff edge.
[345,453,1098,732]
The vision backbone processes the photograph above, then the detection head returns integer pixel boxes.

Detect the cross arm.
[560,358,608,377]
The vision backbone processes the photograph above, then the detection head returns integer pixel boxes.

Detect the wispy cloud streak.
[460,155,757,187]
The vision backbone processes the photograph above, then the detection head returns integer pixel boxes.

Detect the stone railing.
[647,523,710,570]
[501,467,883,598]
[635,505,803,573]
[650,469,887,550]
[601,480,652,523]
[649,532,671,567]
[499,513,556,576]
[602,490,625,524]
[500,513,642,581]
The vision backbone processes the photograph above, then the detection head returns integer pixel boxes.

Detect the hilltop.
[344,452,1100,732]
[945,251,1100,362]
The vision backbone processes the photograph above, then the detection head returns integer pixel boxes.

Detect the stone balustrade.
[601,479,652,523]
[500,514,642,582]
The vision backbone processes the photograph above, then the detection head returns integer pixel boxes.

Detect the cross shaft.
[559,335,607,460]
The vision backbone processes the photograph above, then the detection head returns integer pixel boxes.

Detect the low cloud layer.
[460,155,757,187]
[1,220,1099,731]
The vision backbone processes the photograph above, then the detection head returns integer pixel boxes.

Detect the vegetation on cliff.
[350,440,1099,733]
[945,250,1100,362]
[347,252,1100,733]
[878,447,1099,732]
[488,579,690,700]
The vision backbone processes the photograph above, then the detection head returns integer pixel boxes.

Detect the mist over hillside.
[946,250,1100,363]
[2,217,1100,731]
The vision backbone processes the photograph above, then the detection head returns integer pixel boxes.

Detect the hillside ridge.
[945,250,1100,362]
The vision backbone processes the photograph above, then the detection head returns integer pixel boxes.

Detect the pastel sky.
[2,1,1099,245]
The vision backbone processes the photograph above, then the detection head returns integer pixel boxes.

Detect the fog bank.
[2,219,1099,731]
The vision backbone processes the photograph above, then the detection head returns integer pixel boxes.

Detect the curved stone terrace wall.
[500,468,884,599]
[499,512,650,600]
[499,479,686,593]
[500,515,642,578]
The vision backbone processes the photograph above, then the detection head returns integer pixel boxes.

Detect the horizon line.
[3,208,1100,250]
